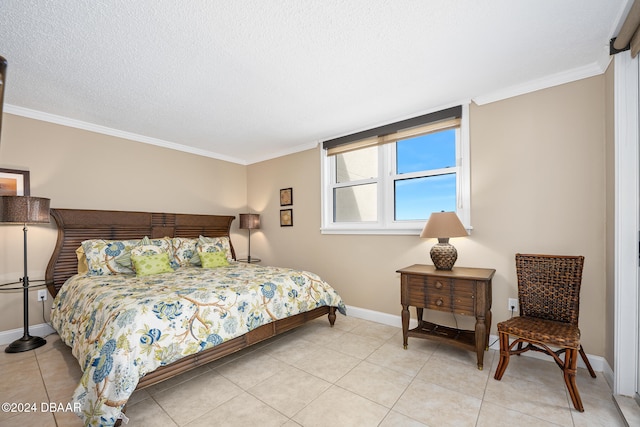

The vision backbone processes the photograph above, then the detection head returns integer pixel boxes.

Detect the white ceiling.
[0,1,632,165]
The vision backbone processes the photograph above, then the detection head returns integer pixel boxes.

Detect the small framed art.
[0,168,30,196]
[280,187,292,206]
[280,209,293,227]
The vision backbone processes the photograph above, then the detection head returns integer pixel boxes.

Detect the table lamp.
[239,213,260,263]
[420,211,467,270]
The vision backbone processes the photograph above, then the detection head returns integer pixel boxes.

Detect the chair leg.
[494,332,510,380]
[564,348,584,412]
[579,345,597,378]
[516,340,523,356]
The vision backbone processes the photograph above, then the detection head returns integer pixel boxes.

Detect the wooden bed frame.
[45,208,336,391]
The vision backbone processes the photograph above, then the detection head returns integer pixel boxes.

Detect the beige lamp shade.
[420,211,467,239]
[420,211,467,270]
[239,213,260,229]
[0,196,50,223]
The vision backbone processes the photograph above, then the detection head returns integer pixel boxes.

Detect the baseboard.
[345,305,416,328]
[0,323,56,346]
[345,304,606,373]
[602,358,615,392]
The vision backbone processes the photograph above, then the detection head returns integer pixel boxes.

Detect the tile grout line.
[34,348,60,426]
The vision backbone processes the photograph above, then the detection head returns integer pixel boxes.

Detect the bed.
[45,208,346,426]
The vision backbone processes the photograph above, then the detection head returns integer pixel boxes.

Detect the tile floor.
[0,315,632,427]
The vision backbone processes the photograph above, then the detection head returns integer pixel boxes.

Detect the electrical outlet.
[38,289,47,301]
[508,298,518,313]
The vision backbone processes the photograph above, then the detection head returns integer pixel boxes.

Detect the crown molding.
[473,54,612,106]
[244,141,320,165]
[4,105,248,165]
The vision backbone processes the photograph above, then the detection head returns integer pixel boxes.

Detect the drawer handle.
[435,281,443,289]
[436,298,444,307]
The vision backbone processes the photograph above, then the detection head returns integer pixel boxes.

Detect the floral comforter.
[50,262,346,426]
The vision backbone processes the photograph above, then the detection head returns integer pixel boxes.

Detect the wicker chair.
[493,254,596,412]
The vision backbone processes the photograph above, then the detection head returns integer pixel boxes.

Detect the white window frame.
[321,103,470,235]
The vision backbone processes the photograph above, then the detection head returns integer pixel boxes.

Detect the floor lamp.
[239,213,260,263]
[0,196,50,353]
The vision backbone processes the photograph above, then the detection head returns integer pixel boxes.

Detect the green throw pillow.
[200,251,230,268]
[131,252,174,276]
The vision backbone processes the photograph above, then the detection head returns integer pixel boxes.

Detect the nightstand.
[396,264,495,370]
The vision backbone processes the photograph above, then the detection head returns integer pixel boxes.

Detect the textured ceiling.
[0,1,631,164]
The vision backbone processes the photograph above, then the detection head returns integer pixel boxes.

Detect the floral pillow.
[115,236,177,270]
[81,239,142,276]
[170,237,199,267]
[131,244,163,257]
[191,235,233,265]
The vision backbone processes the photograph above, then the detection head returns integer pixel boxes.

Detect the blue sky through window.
[395,129,457,220]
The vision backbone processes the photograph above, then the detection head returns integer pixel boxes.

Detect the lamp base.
[5,334,46,353]
[430,239,458,270]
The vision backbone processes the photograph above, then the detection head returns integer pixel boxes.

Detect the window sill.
[320,227,423,236]
[320,225,473,236]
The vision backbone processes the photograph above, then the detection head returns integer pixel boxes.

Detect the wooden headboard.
[45,208,235,297]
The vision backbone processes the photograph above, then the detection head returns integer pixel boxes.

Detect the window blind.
[323,105,462,156]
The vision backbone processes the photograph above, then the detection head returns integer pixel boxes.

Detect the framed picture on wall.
[280,188,292,206]
[280,209,293,227]
[0,168,30,196]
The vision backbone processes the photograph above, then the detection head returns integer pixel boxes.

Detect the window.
[334,145,378,222]
[321,104,470,234]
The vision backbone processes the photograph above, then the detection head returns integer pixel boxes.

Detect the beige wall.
[248,75,608,356]
[0,114,248,332]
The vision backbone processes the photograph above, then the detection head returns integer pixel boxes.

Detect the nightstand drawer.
[426,277,450,293]
[406,276,451,291]
[406,276,453,311]
[425,292,451,311]
[404,276,477,314]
